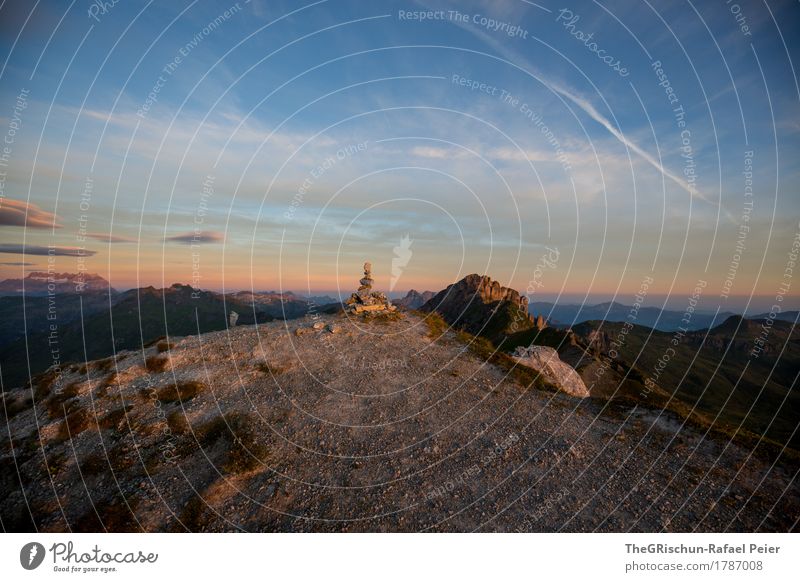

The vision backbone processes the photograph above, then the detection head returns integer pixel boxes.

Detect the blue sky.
[0,0,798,311]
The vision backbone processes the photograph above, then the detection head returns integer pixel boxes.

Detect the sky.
[0,0,798,312]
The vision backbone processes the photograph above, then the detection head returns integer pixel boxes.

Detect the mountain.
[394,289,435,310]
[420,274,535,343]
[0,284,275,388]
[1,312,796,532]
[529,300,737,332]
[751,310,799,323]
[567,315,800,449]
[0,272,115,296]
[229,290,317,319]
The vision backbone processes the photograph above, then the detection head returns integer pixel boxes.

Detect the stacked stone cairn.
[346,262,396,314]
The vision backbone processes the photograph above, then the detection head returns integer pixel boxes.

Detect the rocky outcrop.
[395,289,435,310]
[420,274,534,341]
[511,345,590,398]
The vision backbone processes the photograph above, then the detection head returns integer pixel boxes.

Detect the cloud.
[0,262,36,266]
[410,146,470,159]
[0,198,61,228]
[434,6,724,211]
[86,232,137,243]
[164,230,224,245]
[0,244,96,256]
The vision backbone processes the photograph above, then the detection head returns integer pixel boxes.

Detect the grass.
[418,310,449,340]
[176,493,210,532]
[156,340,175,353]
[79,445,137,476]
[31,369,62,400]
[45,381,82,419]
[455,330,556,393]
[1,392,33,422]
[94,372,117,399]
[44,450,68,478]
[98,404,134,430]
[144,355,170,373]
[193,412,269,474]
[73,495,142,532]
[167,409,190,435]
[155,380,205,403]
[256,361,287,375]
[54,407,92,442]
[366,310,404,324]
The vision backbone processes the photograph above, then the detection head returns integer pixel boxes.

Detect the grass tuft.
[193,412,269,474]
[155,380,205,403]
[156,341,175,353]
[144,355,170,373]
[418,310,449,340]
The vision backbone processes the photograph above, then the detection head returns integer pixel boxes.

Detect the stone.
[511,345,590,398]
[229,311,239,327]
[312,321,325,330]
[326,324,341,334]
[346,261,395,315]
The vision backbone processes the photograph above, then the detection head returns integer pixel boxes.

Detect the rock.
[419,274,534,341]
[326,324,341,334]
[229,311,239,327]
[312,321,325,330]
[511,345,590,398]
[346,261,395,315]
[395,289,436,310]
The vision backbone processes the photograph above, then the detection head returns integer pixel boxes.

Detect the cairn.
[346,262,396,314]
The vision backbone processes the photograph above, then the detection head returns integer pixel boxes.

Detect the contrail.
[431,3,728,216]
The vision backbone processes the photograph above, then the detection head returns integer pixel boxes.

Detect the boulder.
[511,345,590,398]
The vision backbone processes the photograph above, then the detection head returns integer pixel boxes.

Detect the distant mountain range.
[529,300,798,332]
[394,289,435,310]
[0,271,115,295]
[0,275,338,388]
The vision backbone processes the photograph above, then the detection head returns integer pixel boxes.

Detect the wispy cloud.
[0,244,96,256]
[86,232,137,243]
[436,4,721,209]
[164,230,224,245]
[0,198,61,229]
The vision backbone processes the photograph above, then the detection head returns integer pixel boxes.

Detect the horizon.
[2,266,795,313]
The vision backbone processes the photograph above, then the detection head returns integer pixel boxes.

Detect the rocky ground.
[1,312,797,532]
